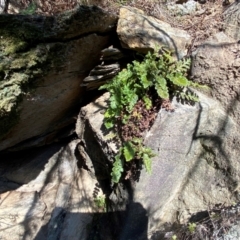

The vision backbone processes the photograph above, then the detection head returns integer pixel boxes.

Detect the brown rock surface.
[0,6,117,151]
[117,6,191,59]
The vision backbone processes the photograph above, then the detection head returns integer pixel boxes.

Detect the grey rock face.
[76,88,240,238]
[0,140,102,240]
[167,0,201,16]
[117,6,191,59]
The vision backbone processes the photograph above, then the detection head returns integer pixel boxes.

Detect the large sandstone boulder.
[76,87,240,238]
[117,6,191,59]
[0,6,117,151]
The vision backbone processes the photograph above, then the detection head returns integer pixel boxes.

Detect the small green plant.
[188,222,197,234]
[94,195,106,212]
[100,47,206,183]
[20,2,37,15]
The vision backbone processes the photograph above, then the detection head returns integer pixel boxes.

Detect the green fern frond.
[143,95,152,110]
[123,141,135,162]
[99,47,208,184]
[111,153,124,183]
[168,73,190,87]
[155,76,169,99]
[143,153,152,174]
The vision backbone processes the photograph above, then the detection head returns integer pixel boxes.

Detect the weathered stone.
[191,32,240,121]
[76,90,240,238]
[0,0,8,13]
[0,140,103,240]
[117,6,191,58]
[0,5,117,42]
[100,47,130,61]
[223,1,240,40]
[167,0,201,16]
[82,63,120,90]
[0,6,117,151]
[76,92,119,166]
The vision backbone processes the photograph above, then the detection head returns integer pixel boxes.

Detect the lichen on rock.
[0,5,117,149]
[0,41,69,139]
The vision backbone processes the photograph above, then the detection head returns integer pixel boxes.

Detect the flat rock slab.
[117,6,191,58]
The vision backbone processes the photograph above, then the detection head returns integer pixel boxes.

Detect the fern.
[123,141,135,162]
[100,47,207,183]
[111,153,124,183]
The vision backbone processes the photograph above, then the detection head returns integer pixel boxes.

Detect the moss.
[0,31,29,56]
[0,15,46,44]
[4,38,28,55]
[0,13,72,139]
[0,40,69,139]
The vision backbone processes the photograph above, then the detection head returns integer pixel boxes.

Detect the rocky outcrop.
[76,89,240,239]
[117,6,191,59]
[2,4,240,240]
[0,6,117,151]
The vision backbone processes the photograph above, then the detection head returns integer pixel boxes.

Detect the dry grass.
[7,0,227,52]
[7,0,171,17]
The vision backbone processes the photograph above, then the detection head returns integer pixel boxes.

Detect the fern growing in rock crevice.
[100,47,206,183]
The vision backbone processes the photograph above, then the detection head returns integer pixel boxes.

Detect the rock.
[76,90,240,238]
[223,1,240,40]
[191,32,240,121]
[0,5,117,41]
[224,222,240,240]
[76,92,119,165]
[0,0,8,13]
[81,46,134,90]
[100,46,130,62]
[82,63,121,90]
[167,0,201,16]
[117,6,191,59]
[0,140,103,240]
[0,5,118,151]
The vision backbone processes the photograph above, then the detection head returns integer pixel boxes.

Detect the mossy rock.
[0,5,117,144]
